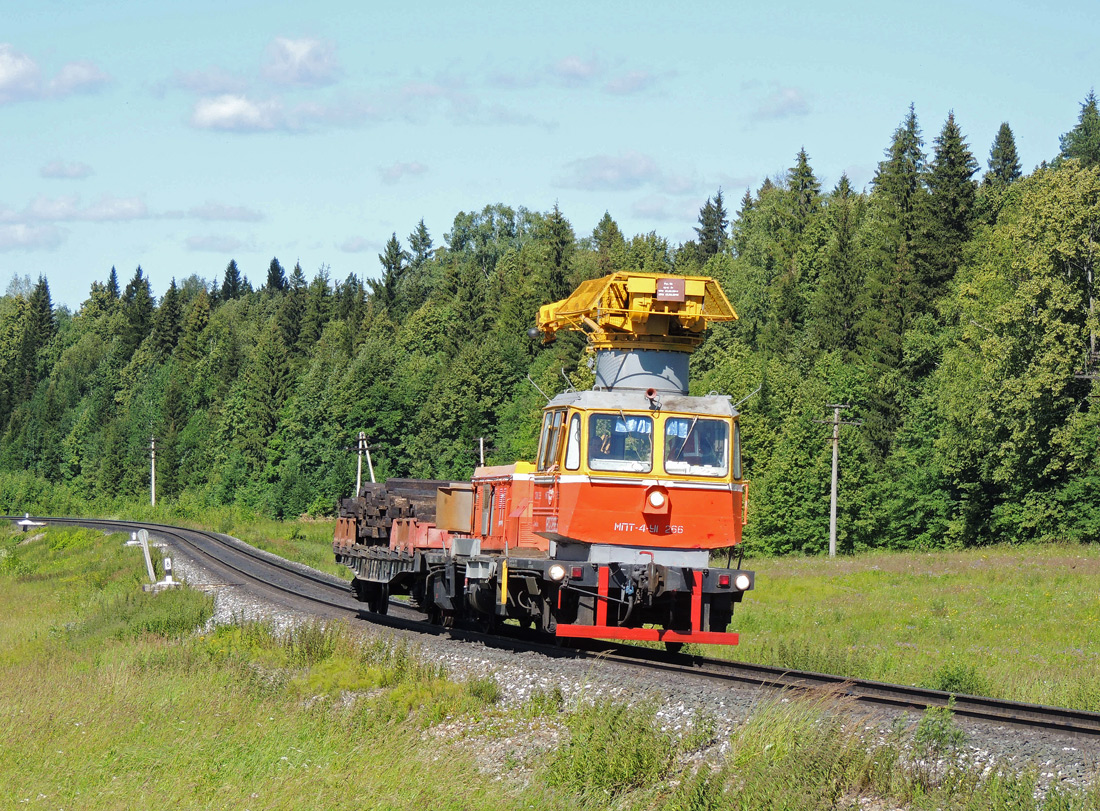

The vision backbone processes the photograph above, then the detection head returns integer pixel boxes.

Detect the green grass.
[0,526,553,810]
[3,525,1098,810]
[711,543,1100,710]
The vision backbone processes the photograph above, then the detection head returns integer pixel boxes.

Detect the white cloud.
[187,202,263,221]
[40,160,93,179]
[755,86,810,120]
[604,70,656,95]
[191,94,284,131]
[186,234,245,252]
[0,44,39,102]
[379,162,427,185]
[48,60,109,95]
[338,236,373,253]
[0,44,108,104]
[262,37,339,86]
[0,224,64,251]
[552,55,601,85]
[82,197,148,221]
[15,194,147,222]
[558,152,662,191]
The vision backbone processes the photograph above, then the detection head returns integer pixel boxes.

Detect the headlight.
[734,574,751,591]
[548,563,566,581]
[648,491,665,508]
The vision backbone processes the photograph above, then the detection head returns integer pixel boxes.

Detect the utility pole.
[479,437,485,466]
[814,405,862,558]
[149,435,157,507]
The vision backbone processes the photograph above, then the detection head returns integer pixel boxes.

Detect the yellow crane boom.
[536,272,737,353]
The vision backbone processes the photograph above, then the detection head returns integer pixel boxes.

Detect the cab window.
[664,417,729,477]
[537,409,567,471]
[564,414,581,470]
[587,413,653,473]
[732,420,742,479]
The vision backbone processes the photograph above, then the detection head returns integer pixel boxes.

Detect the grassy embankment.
[2,525,1098,810]
[715,544,1100,712]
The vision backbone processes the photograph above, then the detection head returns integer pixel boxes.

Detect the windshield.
[664,417,729,477]
[587,413,653,473]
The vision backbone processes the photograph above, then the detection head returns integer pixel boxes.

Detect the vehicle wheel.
[665,641,684,654]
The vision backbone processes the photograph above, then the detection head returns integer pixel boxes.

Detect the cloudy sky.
[2,0,1097,307]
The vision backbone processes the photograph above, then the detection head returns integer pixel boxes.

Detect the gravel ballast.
[165,533,1100,799]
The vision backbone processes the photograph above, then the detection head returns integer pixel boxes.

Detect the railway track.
[18,515,1100,739]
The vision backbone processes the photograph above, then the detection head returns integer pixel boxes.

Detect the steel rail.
[16,515,1100,737]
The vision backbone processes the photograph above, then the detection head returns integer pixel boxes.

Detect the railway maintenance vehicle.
[334,271,754,649]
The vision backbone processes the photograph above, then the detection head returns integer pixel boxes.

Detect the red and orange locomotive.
[334,271,754,649]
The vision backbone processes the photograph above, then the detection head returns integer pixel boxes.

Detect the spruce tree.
[277,263,307,351]
[873,104,927,231]
[809,175,864,354]
[265,257,287,293]
[858,105,929,377]
[120,266,154,357]
[151,279,182,357]
[106,266,120,302]
[221,259,243,301]
[591,211,625,274]
[1059,90,1100,167]
[335,273,365,322]
[694,189,728,257]
[984,122,1022,186]
[14,277,55,398]
[408,219,433,268]
[925,111,978,292]
[288,261,307,292]
[541,203,574,300]
[296,267,332,354]
[788,148,821,234]
[176,289,210,366]
[374,233,408,311]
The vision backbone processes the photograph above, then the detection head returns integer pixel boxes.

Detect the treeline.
[3,93,1100,552]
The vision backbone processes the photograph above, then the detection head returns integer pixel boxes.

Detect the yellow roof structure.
[536,272,737,352]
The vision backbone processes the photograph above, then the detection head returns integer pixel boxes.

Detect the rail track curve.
[16,515,1100,739]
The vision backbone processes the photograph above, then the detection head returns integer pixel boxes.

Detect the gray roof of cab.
[547,389,737,417]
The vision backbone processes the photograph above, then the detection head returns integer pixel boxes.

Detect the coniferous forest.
[4,95,1100,554]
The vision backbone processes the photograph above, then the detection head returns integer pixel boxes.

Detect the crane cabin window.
[664,417,729,477]
[587,413,653,473]
[537,409,567,471]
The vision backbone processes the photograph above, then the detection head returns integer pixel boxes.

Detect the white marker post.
[138,529,156,584]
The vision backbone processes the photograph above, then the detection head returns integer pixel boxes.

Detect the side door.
[531,408,566,537]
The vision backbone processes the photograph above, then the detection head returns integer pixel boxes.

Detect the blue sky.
[2,0,1097,308]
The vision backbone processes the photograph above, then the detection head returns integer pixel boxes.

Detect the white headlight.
[548,563,566,581]
[648,491,665,508]
[734,574,751,591]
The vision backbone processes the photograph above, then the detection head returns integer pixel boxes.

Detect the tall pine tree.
[694,190,729,257]
[221,259,244,301]
[1059,90,1100,168]
[408,219,433,268]
[265,257,287,293]
[373,234,408,311]
[151,279,182,358]
[787,148,822,235]
[983,122,1022,186]
[924,111,978,294]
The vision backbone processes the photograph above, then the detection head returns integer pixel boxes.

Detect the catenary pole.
[815,405,862,558]
[150,436,156,507]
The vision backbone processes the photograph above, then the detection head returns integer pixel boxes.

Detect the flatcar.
[334,271,754,649]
